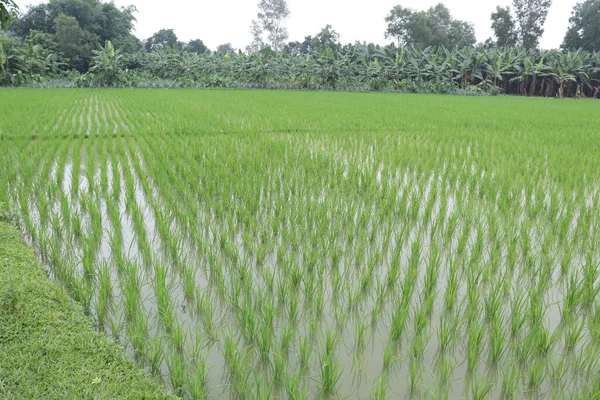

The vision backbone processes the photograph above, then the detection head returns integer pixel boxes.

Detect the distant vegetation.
[0,0,599,97]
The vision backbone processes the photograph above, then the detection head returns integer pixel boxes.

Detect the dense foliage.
[0,0,17,31]
[1,0,599,98]
[384,4,476,49]
[563,0,600,52]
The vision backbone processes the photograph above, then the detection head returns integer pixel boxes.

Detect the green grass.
[1,88,600,399]
[0,202,176,400]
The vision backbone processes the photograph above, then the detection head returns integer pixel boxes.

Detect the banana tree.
[90,41,125,86]
[548,50,589,98]
[316,46,347,87]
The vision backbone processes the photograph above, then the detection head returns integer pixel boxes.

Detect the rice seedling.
[166,349,186,397]
[95,260,113,330]
[319,330,341,397]
[471,376,494,400]
[371,374,388,400]
[147,336,165,378]
[298,336,311,373]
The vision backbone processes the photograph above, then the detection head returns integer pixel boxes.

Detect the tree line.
[0,0,599,98]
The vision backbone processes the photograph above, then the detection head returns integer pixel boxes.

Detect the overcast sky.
[19,0,578,50]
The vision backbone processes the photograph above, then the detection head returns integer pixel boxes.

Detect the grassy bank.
[0,203,176,400]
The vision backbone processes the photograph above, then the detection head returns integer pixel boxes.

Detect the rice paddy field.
[1,88,600,399]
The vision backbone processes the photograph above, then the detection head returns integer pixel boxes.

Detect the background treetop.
[384,3,476,49]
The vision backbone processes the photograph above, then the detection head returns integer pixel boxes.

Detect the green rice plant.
[319,330,341,397]
[527,358,546,392]
[180,263,197,302]
[147,336,165,378]
[71,273,93,316]
[272,348,285,386]
[489,313,506,365]
[284,368,308,400]
[548,357,567,395]
[438,353,455,387]
[467,323,484,372]
[413,306,429,337]
[408,356,422,397]
[354,321,367,354]
[129,310,148,361]
[298,335,311,373]
[409,331,429,361]
[120,262,141,324]
[280,323,294,357]
[443,261,459,313]
[500,363,519,399]
[166,349,186,397]
[565,319,585,353]
[108,314,122,343]
[389,299,409,344]
[382,340,395,370]
[171,322,186,355]
[371,374,388,400]
[256,320,272,362]
[438,313,457,354]
[471,376,494,400]
[370,298,383,328]
[582,253,599,311]
[509,292,526,338]
[95,260,113,330]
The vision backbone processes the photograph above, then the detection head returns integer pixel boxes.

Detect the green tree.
[246,19,265,54]
[384,4,475,49]
[0,0,17,31]
[562,0,600,51]
[512,0,553,49]
[54,13,97,71]
[314,25,340,49]
[385,6,414,46]
[185,39,208,54]
[255,0,290,51]
[490,6,518,47]
[11,0,137,50]
[216,43,234,55]
[145,29,178,52]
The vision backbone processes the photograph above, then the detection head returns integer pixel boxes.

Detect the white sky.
[18,0,578,50]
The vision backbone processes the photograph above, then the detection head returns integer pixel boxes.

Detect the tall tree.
[314,25,340,49]
[255,0,290,51]
[10,0,137,50]
[385,6,416,46]
[562,0,600,51]
[54,13,97,71]
[490,6,518,47]
[0,0,17,31]
[216,43,234,55]
[145,29,178,52]
[185,39,208,54]
[512,0,553,49]
[246,19,265,54]
[384,3,475,49]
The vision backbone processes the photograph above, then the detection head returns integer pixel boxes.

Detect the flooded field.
[1,89,600,399]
